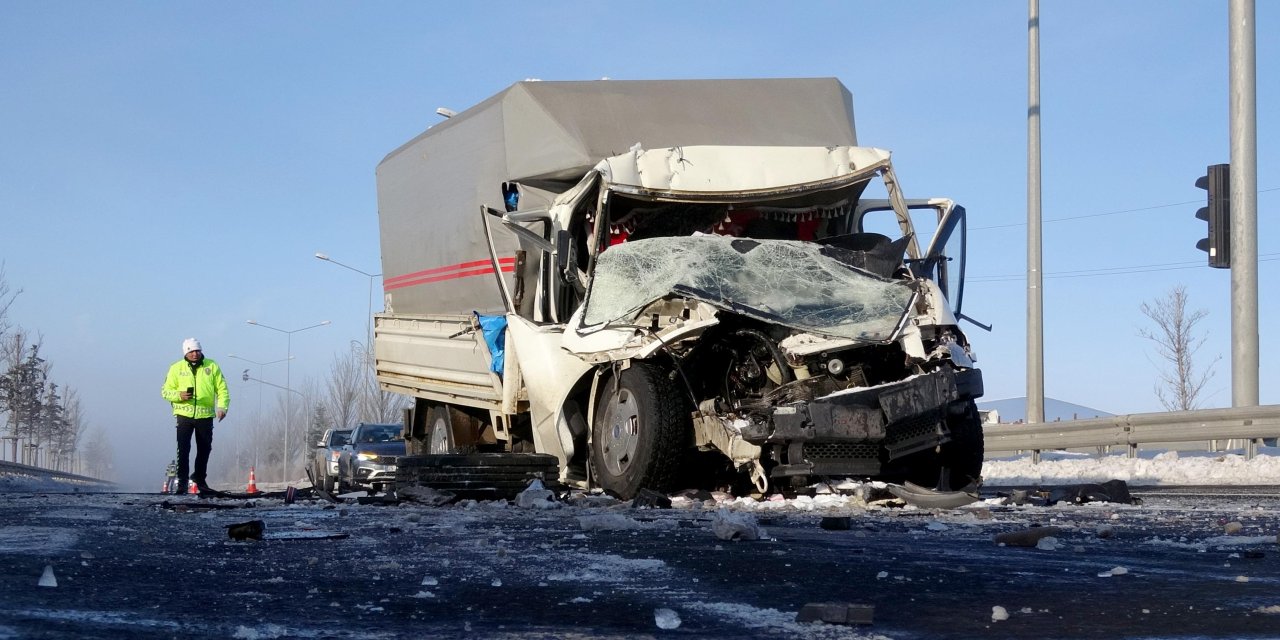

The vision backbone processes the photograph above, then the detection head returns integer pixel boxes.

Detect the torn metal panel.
[599,145,890,195]
[886,483,979,509]
[692,415,763,464]
[876,369,959,425]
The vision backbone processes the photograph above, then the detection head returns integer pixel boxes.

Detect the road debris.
[515,479,558,509]
[396,485,455,506]
[887,482,980,509]
[631,488,672,509]
[1046,479,1137,505]
[994,526,1063,547]
[712,509,763,541]
[820,516,851,531]
[795,602,873,625]
[226,520,265,541]
[261,530,350,541]
[578,513,643,532]
[38,565,56,587]
[654,608,681,629]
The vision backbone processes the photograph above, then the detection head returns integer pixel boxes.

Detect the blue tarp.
[475,313,507,376]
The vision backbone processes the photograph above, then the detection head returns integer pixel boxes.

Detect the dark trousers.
[176,415,214,487]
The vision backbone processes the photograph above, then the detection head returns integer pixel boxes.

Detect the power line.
[969,253,1280,283]
[971,186,1280,231]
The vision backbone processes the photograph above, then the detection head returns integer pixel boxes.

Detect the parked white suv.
[311,428,352,493]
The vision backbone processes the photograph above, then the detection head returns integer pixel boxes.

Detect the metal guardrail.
[983,405,1280,461]
[0,460,115,488]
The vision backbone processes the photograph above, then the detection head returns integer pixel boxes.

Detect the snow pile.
[982,448,1280,486]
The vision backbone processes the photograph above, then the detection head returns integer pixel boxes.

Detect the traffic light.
[1194,163,1230,269]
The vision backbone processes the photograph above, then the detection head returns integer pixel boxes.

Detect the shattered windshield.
[581,235,915,342]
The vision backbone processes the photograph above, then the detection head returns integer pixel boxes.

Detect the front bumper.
[739,367,983,478]
[354,456,399,486]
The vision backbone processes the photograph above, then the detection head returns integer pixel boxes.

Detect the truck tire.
[427,406,454,454]
[940,399,984,490]
[590,362,689,500]
[395,453,560,500]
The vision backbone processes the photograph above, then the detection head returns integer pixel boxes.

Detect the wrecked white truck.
[375,78,984,499]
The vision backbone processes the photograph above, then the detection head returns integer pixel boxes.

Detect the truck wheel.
[591,362,689,500]
[322,473,336,494]
[427,406,454,454]
[940,399,984,490]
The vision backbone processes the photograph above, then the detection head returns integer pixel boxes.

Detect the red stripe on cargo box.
[384,257,517,292]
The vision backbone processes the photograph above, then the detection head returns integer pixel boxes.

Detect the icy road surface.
[1,484,1279,639]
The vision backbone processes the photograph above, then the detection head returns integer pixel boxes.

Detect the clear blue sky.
[1,2,1275,488]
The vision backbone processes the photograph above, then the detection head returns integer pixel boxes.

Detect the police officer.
[161,338,229,494]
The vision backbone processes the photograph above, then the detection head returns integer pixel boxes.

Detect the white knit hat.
[182,338,202,355]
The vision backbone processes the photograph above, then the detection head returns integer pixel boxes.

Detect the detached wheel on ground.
[591,362,690,500]
[395,453,561,500]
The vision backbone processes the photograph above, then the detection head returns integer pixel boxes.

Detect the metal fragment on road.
[887,483,980,509]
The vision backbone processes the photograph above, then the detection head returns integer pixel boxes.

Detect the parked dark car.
[337,423,405,493]
[311,428,352,493]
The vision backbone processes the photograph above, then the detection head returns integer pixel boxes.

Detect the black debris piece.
[356,495,400,506]
[1047,479,1138,505]
[631,488,672,509]
[672,488,714,501]
[226,520,265,541]
[820,516,852,531]
[796,602,874,625]
[993,525,1062,547]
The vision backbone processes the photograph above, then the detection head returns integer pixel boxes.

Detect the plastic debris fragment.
[38,565,57,588]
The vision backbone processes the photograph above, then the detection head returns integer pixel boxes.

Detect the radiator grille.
[803,442,880,461]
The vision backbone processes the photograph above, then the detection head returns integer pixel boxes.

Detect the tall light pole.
[226,354,293,472]
[245,319,329,483]
[314,252,381,352]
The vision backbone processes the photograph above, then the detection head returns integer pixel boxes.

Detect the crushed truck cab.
[375,79,983,499]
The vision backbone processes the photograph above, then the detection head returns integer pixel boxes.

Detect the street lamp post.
[245,319,329,483]
[226,354,292,473]
[314,252,381,352]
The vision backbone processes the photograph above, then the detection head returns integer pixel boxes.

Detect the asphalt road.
[0,487,1278,639]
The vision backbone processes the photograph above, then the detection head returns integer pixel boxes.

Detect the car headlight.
[356,452,379,461]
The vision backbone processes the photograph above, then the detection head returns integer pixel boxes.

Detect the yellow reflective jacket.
[161,357,230,419]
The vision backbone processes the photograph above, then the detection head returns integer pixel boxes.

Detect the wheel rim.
[429,415,450,454]
[600,388,640,476]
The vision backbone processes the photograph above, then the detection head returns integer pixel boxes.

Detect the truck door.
[857,199,967,317]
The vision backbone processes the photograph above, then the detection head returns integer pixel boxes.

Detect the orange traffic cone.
[189,482,199,494]
[246,467,259,494]
[162,480,169,494]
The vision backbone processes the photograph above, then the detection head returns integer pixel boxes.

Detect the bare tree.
[325,341,364,429]
[0,264,20,342]
[82,426,115,480]
[1139,285,1218,411]
[55,387,86,472]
